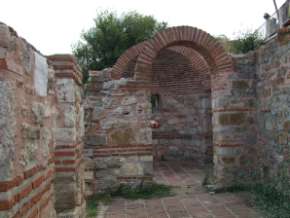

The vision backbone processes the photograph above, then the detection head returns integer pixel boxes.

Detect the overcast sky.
[0,0,286,55]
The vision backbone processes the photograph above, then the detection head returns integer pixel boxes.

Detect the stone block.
[34,52,48,96]
[140,155,153,161]
[56,79,75,102]
[108,128,135,145]
[221,157,236,165]
[84,171,94,180]
[283,120,290,132]
[85,135,106,146]
[121,96,137,105]
[142,161,153,175]
[232,80,249,89]
[105,157,122,168]
[218,113,245,126]
[0,23,10,48]
[54,178,77,211]
[22,123,40,140]
[32,102,46,125]
[63,105,76,127]
[215,147,240,157]
[0,47,7,59]
[0,81,16,181]
[120,162,144,176]
[54,128,76,144]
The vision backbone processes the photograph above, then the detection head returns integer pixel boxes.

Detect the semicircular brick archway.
[168,46,210,74]
[134,26,233,81]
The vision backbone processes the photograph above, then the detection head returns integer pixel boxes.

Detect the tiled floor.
[101,161,262,218]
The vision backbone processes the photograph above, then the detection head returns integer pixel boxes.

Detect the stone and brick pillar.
[48,55,86,218]
[212,54,257,187]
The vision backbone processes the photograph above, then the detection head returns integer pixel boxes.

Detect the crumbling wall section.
[256,31,290,178]
[0,23,57,218]
[84,70,152,194]
[214,30,290,185]
[0,23,85,218]
[212,54,257,186]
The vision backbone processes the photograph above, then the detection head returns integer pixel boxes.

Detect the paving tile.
[100,161,262,218]
[105,213,126,218]
[167,210,189,218]
[186,205,211,217]
[207,205,235,218]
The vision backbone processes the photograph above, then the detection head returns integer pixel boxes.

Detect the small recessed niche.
[151,94,160,113]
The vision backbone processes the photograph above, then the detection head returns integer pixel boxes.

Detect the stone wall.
[2,20,290,211]
[84,70,152,194]
[212,54,258,186]
[151,48,212,164]
[255,30,290,178]
[0,23,57,218]
[0,23,85,218]
[213,29,290,185]
[48,55,86,218]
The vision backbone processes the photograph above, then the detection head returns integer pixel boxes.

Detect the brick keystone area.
[98,161,263,218]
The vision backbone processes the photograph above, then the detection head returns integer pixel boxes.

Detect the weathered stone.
[218,113,246,125]
[0,23,10,48]
[0,81,16,181]
[63,104,76,127]
[56,79,75,102]
[22,123,40,140]
[120,162,144,175]
[85,135,106,146]
[0,24,86,218]
[32,102,46,125]
[109,128,135,145]
[34,52,48,96]
[232,80,249,89]
[121,96,137,105]
[54,128,76,144]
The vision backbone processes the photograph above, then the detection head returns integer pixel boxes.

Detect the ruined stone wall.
[212,55,257,186]
[81,24,289,191]
[0,23,85,218]
[213,31,290,185]
[0,23,57,218]
[84,70,152,194]
[151,48,212,164]
[255,32,290,178]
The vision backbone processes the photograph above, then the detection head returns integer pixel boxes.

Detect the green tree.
[73,11,167,82]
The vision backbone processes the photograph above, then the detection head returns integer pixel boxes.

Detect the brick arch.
[134,26,234,81]
[111,42,146,79]
[168,46,210,74]
[151,47,211,95]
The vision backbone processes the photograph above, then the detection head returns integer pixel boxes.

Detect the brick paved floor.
[101,161,262,218]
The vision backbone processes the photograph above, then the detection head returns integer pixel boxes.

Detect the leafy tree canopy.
[73,11,167,82]
[231,30,264,54]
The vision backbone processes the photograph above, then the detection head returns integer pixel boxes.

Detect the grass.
[213,182,290,218]
[86,183,173,217]
[250,183,290,218]
[86,193,112,218]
